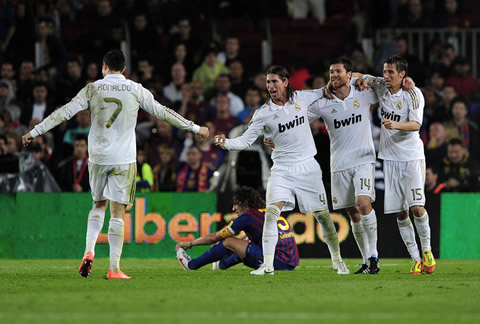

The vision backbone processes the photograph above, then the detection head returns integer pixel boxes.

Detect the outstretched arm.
[214,110,264,150]
[23,84,90,146]
[175,227,231,251]
[139,85,209,138]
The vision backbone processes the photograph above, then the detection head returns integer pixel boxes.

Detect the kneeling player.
[175,186,299,274]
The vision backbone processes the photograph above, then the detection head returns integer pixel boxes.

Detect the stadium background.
[0,0,479,260]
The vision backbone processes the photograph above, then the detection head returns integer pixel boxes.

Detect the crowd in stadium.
[0,0,479,193]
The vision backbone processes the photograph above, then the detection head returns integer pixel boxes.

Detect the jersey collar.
[104,74,126,80]
[388,88,404,97]
[332,86,354,102]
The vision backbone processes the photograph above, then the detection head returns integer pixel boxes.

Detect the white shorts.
[331,163,376,210]
[266,157,328,213]
[88,162,137,205]
[383,159,426,214]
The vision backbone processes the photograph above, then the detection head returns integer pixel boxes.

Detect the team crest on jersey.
[333,197,338,204]
[331,108,337,113]
[396,101,402,110]
[295,103,301,111]
[353,100,360,109]
[273,114,279,120]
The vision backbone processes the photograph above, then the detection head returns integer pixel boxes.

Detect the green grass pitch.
[1,258,479,324]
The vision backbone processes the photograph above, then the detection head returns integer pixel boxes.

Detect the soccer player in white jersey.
[308,57,380,274]
[214,65,349,275]
[22,50,209,279]
[366,55,436,274]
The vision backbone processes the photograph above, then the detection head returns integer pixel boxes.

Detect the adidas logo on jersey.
[278,115,305,133]
[380,107,401,122]
[334,114,362,129]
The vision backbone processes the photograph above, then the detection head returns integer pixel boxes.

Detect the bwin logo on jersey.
[278,115,305,133]
[380,108,401,122]
[334,114,362,129]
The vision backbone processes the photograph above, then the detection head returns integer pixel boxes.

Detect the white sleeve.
[307,98,325,122]
[30,85,89,138]
[223,109,264,150]
[138,85,200,134]
[408,87,425,124]
[365,88,379,105]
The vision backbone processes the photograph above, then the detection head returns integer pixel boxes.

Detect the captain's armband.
[220,226,234,239]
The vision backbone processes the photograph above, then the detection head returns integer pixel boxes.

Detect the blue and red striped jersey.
[229,208,299,267]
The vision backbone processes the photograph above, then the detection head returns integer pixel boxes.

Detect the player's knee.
[93,200,108,210]
[347,206,361,222]
[396,210,409,220]
[411,205,425,217]
[356,198,372,215]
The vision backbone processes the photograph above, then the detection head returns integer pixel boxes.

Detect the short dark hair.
[329,57,353,73]
[384,55,408,73]
[449,96,469,111]
[447,138,464,147]
[74,134,88,144]
[103,50,125,72]
[232,186,265,210]
[265,65,294,102]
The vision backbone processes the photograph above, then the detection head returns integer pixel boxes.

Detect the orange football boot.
[78,252,94,278]
[107,269,131,279]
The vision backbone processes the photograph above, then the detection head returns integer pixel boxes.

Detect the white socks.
[351,221,369,264]
[262,205,280,269]
[84,208,105,256]
[361,210,378,258]
[108,218,125,272]
[397,217,421,262]
[414,211,431,253]
[314,209,341,262]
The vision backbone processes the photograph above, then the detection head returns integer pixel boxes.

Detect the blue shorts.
[243,242,295,271]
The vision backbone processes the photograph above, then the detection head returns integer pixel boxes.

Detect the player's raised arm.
[23,84,91,146]
[138,85,209,138]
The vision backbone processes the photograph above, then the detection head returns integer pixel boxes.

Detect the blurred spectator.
[0,79,14,115]
[63,109,91,145]
[289,59,311,91]
[136,147,154,193]
[350,45,374,74]
[395,36,426,86]
[291,0,326,24]
[168,42,194,79]
[436,0,470,28]
[229,60,249,99]
[212,94,241,136]
[1,62,15,82]
[444,97,479,160]
[438,138,480,192]
[237,88,262,123]
[6,3,35,65]
[426,122,447,165]
[178,81,212,125]
[85,62,100,83]
[130,11,161,67]
[153,144,177,192]
[194,121,225,171]
[31,133,53,167]
[166,17,200,68]
[192,48,229,95]
[305,75,327,90]
[209,74,244,116]
[217,36,241,67]
[0,134,7,155]
[0,1,15,56]
[134,58,158,86]
[431,84,456,123]
[36,17,68,76]
[253,71,268,104]
[148,120,184,166]
[422,86,442,123]
[428,70,445,97]
[397,0,432,28]
[3,102,26,135]
[445,57,480,99]
[163,63,186,109]
[20,82,54,127]
[16,60,36,105]
[56,135,89,192]
[5,131,21,154]
[85,0,124,61]
[425,166,444,194]
[176,145,213,192]
[56,58,85,106]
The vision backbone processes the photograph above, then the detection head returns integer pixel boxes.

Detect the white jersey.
[369,78,425,161]
[308,86,378,172]
[31,74,199,165]
[223,89,324,165]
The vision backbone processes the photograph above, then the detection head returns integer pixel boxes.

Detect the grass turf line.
[0,258,479,324]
